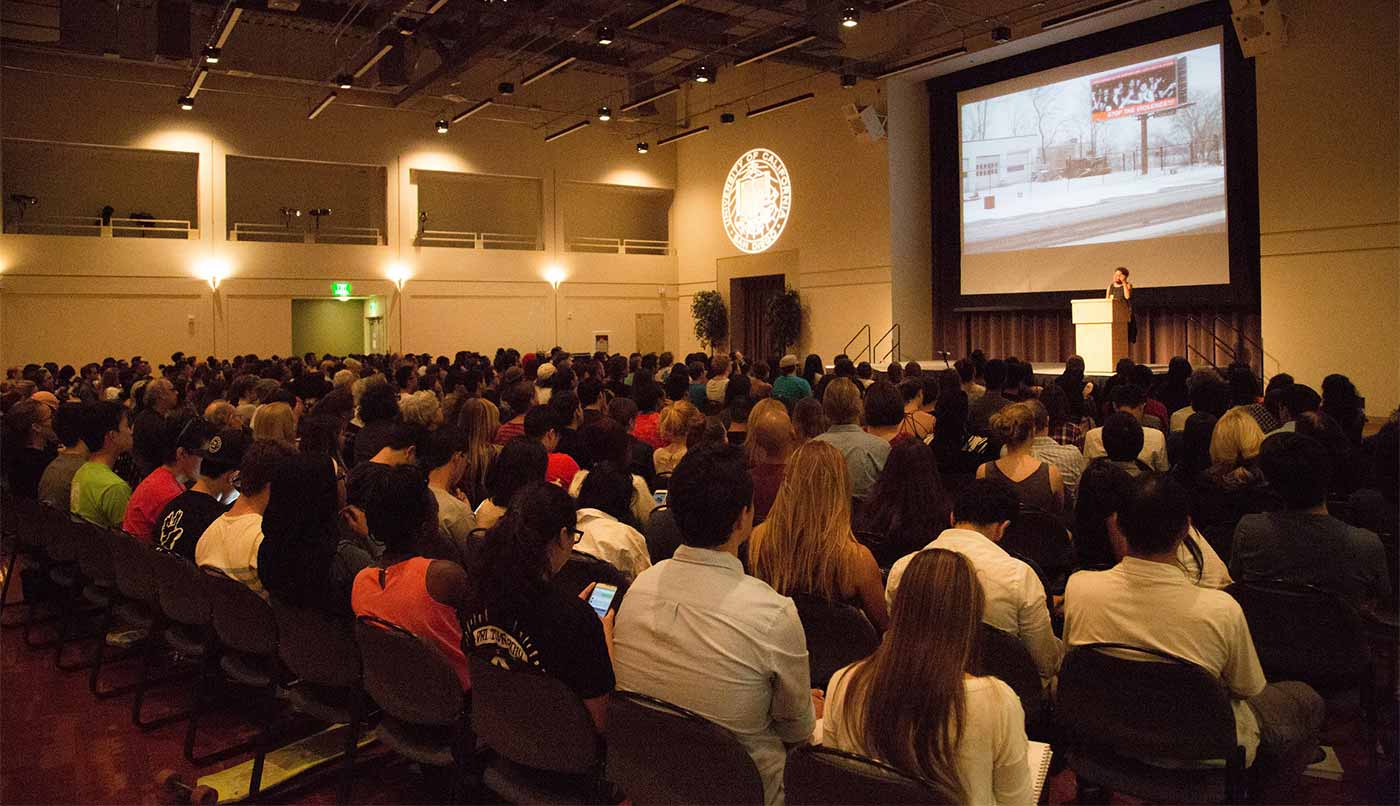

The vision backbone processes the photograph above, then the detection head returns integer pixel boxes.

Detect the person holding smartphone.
[465,482,616,730]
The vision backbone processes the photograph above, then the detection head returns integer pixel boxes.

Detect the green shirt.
[771,374,812,404]
[71,461,132,530]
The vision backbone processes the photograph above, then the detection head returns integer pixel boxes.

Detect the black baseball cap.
[198,427,251,475]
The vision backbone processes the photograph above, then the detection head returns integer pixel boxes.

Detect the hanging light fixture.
[597,105,612,122]
[841,6,861,27]
[597,26,614,46]
[636,142,649,154]
[692,64,713,83]
[178,96,195,111]
[436,119,450,134]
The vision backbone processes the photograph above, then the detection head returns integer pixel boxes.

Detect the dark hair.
[472,482,577,609]
[79,401,126,453]
[1111,383,1146,410]
[664,369,691,402]
[502,381,536,420]
[633,380,664,413]
[577,377,604,408]
[1073,460,1136,570]
[549,390,580,431]
[670,443,752,548]
[1102,412,1145,462]
[607,396,638,428]
[1039,383,1071,428]
[1179,411,1219,475]
[580,415,630,468]
[954,358,974,384]
[792,397,828,440]
[1279,384,1321,419]
[898,378,924,404]
[1258,432,1331,510]
[1115,266,1130,278]
[982,359,1007,389]
[485,438,548,506]
[297,414,344,460]
[1190,376,1231,418]
[802,355,824,386]
[858,440,950,554]
[358,379,400,424]
[53,402,84,448]
[365,464,433,552]
[394,365,416,391]
[859,380,901,428]
[235,437,291,493]
[419,424,468,471]
[952,478,1018,526]
[383,420,426,451]
[523,406,557,440]
[577,461,637,523]
[1119,475,1190,555]
[1130,364,1155,391]
[257,453,341,609]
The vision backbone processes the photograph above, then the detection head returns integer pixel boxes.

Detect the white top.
[1180,526,1233,590]
[823,668,1033,806]
[1063,556,1266,765]
[568,470,656,527]
[886,529,1063,680]
[575,508,652,580]
[474,498,507,530]
[431,485,477,542]
[194,513,266,598]
[705,376,729,403]
[1170,406,1194,433]
[1082,423,1169,472]
[614,546,814,805]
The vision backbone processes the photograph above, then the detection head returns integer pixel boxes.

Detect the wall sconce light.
[387,262,411,291]
[196,257,229,291]
[544,265,567,290]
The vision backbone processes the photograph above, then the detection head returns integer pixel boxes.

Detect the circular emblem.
[722,148,791,254]
[206,436,223,454]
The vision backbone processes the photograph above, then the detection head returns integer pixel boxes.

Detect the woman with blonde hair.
[749,440,890,632]
[653,400,702,475]
[746,398,794,524]
[456,397,500,507]
[252,402,298,448]
[977,402,1063,513]
[823,549,1032,804]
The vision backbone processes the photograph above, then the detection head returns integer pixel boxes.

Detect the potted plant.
[765,287,802,357]
[690,290,729,353]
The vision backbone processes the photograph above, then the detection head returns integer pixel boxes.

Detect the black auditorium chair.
[606,690,765,805]
[784,745,957,805]
[974,624,1049,738]
[791,593,880,692]
[1056,643,1247,803]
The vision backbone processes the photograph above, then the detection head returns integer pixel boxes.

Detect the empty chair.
[355,615,474,798]
[784,745,957,805]
[974,624,1047,736]
[467,655,608,802]
[1,493,49,622]
[46,513,103,667]
[606,690,764,805]
[147,548,215,749]
[105,529,192,718]
[1056,643,1246,803]
[791,593,879,691]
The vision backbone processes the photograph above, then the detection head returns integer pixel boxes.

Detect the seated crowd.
[1,346,1396,804]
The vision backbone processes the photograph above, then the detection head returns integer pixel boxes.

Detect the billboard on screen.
[1090,56,1186,121]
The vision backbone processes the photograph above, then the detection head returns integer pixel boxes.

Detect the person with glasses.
[123,413,209,542]
[154,426,244,560]
[465,482,616,731]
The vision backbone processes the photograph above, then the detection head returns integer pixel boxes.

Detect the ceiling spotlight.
[692,64,712,83]
[841,73,857,88]
[597,106,612,121]
[597,26,614,46]
[396,17,417,36]
[991,25,1011,42]
[636,142,649,154]
[840,6,860,27]
[435,119,449,134]
[202,46,221,64]
[719,111,735,124]
[335,73,353,89]
[498,81,514,95]
[178,96,195,111]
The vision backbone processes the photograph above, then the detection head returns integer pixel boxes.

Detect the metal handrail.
[875,323,901,364]
[843,324,872,365]
[480,232,541,250]
[13,215,195,238]
[417,228,478,248]
[1207,314,1282,379]
[1183,315,1237,362]
[566,236,671,255]
[1185,342,1218,372]
[230,222,382,244]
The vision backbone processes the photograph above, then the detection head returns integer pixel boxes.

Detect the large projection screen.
[958,28,1228,295]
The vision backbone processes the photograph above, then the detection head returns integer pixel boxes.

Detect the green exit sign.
[331,281,353,297]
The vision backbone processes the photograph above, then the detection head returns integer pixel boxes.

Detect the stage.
[897,360,1170,383]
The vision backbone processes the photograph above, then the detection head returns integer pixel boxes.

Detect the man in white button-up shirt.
[613,444,815,805]
[1083,384,1169,472]
[886,479,1064,681]
[1065,475,1323,802]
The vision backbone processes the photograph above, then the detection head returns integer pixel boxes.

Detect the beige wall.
[1256,0,1399,412]
[0,49,678,367]
[671,74,893,361]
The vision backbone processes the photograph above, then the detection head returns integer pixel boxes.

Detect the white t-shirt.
[823,667,1033,806]
[568,470,656,527]
[474,498,508,530]
[432,485,477,541]
[1083,423,1169,472]
[575,508,652,580]
[194,512,266,598]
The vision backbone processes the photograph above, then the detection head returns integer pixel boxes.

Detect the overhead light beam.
[214,7,242,49]
[188,67,209,96]
[522,56,577,87]
[627,0,686,30]
[308,92,337,120]
[352,44,394,79]
[734,35,817,68]
[656,125,709,146]
[619,85,679,113]
[544,120,591,142]
[876,46,968,79]
[450,99,491,124]
[746,92,815,118]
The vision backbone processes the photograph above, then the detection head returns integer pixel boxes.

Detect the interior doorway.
[730,274,786,361]
[635,313,664,356]
[292,298,367,357]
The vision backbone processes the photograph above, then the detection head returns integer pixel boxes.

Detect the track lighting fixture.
[636,142,649,154]
[336,73,353,89]
[841,73,858,88]
[597,26,614,46]
[841,6,860,27]
[436,119,450,134]
[692,64,712,83]
[178,96,195,111]
[498,82,514,95]
[202,46,221,64]
[597,106,612,121]
[720,111,735,124]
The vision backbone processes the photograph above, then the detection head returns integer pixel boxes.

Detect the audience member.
[571,416,656,527]
[824,549,1032,804]
[772,354,813,406]
[1064,475,1323,802]
[979,403,1063,514]
[37,402,88,508]
[399,390,444,430]
[351,377,400,465]
[1083,385,1168,472]
[575,461,651,579]
[476,438,548,530]
[631,381,667,449]
[71,402,134,530]
[456,397,499,506]
[493,381,535,445]
[193,438,289,594]
[653,401,702,475]
[131,378,178,480]
[1101,411,1150,477]
[549,390,584,464]
[861,380,904,445]
[2,398,57,499]
[745,398,794,524]
[1153,356,1193,414]
[154,426,242,559]
[895,378,936,443]
[523,406,580,488]
[606,397,657,486]
[957,357,986,403]
[252,401,298,448]
[1320,374,1366,445]
[968,359,1012,436]
[856,439,951,561]
[886,479,1062,681]
[814,378,889,501]
[791,396,828,442]
[419,424,477,543]
[613,445,814,805]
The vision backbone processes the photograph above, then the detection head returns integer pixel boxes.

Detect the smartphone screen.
[652,489,668,506]
[587,584,618,618]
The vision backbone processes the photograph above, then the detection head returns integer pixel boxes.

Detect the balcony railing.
[9,215,197,239]
[415,229,542,250]
[230,222,383,245]
[566,236,671,256]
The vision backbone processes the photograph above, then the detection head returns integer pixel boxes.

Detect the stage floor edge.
[857,361,1169,381]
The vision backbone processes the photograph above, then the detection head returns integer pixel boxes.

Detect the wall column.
[886,78,935,362]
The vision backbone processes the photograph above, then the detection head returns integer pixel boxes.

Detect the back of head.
[365,464,432,553]
[79,401,125,454]
[711,354,730,377]
[607,396,639,428]
[983,359,1007,390]
[1073,459,1136,568]
[577,376,604,408]
[952,478,1019,526]
[486,437,548,505]
[822,377,863,425]
[523,406,557,441]
[664,370,690,402]
[1119,474,1190,555]
[1280,383,1321,419]
[756,441,852,597]
[1180,411,1219,473]
[792,396,829,440]
[357,377,399,423]
[863,439,947,540]
[1258,432,1331,510]
[383,419,427,453]
[989,402,1036,448]
[1111,383,1146,412]
[1102,411,1145,462]
[400,391,442,429]
[746,398,793,459]
[660,400,702,443]
[1210,406,1265,467]
[955,358,974,384]
[253,402,296,445]
[503,381,536,419]
[54,401,85,448]
[577,460,636,522]
[862,381,903,428]
[1131,364,1155,391]
[1190,374,1231,418]
[580,415,629,469]
[474,482,577,607]
[262,451,339,548]
[634,380,664,413]
[419,424,468,471]
[669,443,752,548]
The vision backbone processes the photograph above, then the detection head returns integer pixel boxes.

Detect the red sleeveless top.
[352,557,470,689]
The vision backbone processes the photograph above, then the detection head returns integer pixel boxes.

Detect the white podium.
[1071,297,1130,375]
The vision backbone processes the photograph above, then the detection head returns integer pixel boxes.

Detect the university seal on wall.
[722,148,791,254]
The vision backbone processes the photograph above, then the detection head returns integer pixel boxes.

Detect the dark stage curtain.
[945,306,1262,373]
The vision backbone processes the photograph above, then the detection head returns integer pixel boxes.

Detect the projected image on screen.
[957,31,1229,295]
